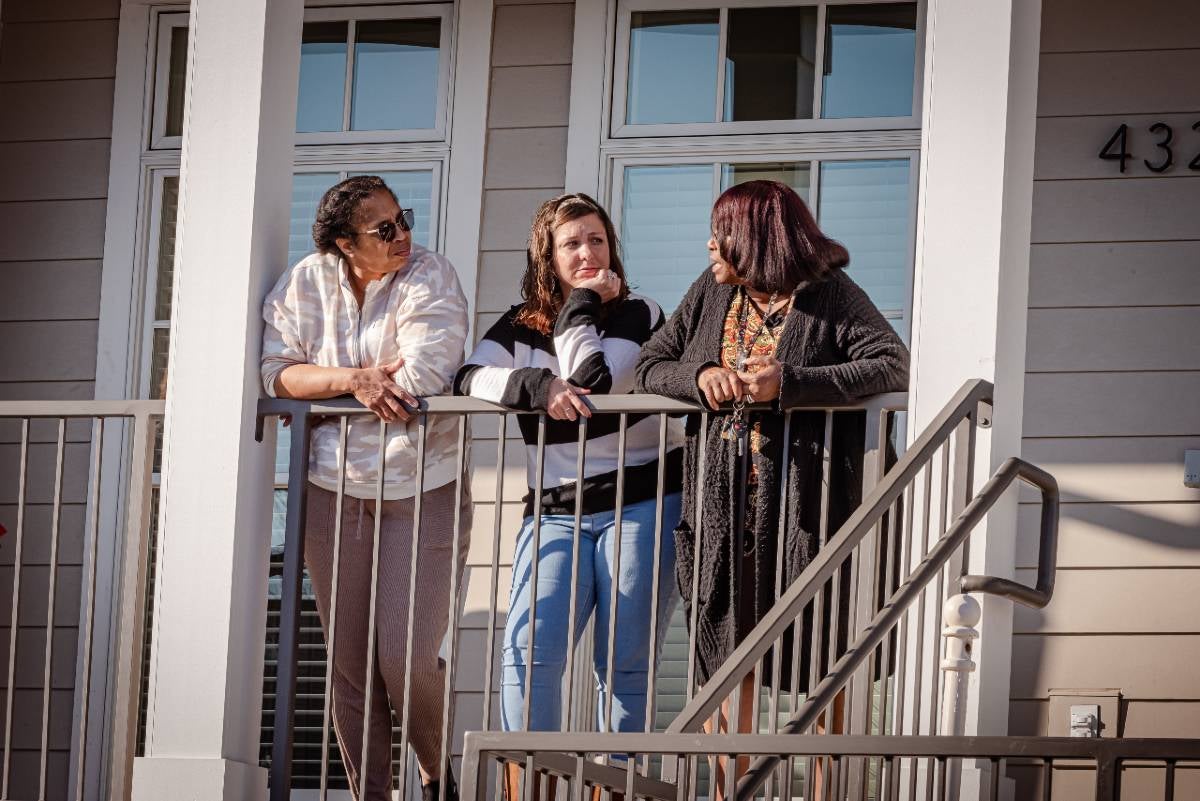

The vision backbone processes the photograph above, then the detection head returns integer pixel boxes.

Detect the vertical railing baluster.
[603,413,629,734]
[682,413,709,801]
[106,410,157,801]
[1163,759,1176,801]
[74,418,104,801]
[2,418,29,799]
[986,758,1000,801]
[563,417,588,732]
[888,481,916,801]
[356,418,389,801]
[1041,758,1053,801]
[523,753,536,801]
[438,414,470,801]
[907,463,934,801]
[929,446,952,737]
[269,408,312,801]
[767,411,793,801]
[481,414,507,732]
[38,418,67,801]
[643,414,670,756]
[318,417,350,801]
[398,413,430,801]
[522,416,548,731]
[572,752,586,801]
[801,410,834,801]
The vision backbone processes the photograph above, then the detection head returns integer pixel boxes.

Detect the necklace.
[727,287,781,457]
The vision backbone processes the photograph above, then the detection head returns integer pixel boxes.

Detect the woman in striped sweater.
[454,194,683,748]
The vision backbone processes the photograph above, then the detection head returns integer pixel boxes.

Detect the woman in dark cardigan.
[635,180,909,756]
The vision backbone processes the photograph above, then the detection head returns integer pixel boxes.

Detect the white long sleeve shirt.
[261,245,468,499]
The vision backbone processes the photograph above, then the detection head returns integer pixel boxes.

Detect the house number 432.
[1098,122,1200,173]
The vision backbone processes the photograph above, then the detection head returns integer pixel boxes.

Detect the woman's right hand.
[697,366,747,410]
[545,377,592,421]
[350,357,416,423]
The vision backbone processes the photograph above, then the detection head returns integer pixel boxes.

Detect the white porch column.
[129,1,302,799]
[907,0,1041,796]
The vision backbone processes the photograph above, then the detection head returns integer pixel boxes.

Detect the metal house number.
[1098,121,1200,173]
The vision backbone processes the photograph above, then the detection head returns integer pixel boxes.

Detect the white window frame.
[138,167,180,400]
[297,3,455,145]
[148,11,188,149]
[610,0,925,139]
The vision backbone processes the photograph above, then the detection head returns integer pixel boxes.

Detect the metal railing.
[257,390,906,801]
[454,379,1068,801]
[0,400,163,801]
[462,732,1200,801]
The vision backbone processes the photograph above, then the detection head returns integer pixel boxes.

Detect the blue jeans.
[500,493,682,733]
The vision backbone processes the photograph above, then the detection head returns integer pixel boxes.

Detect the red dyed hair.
[711,179,849,295]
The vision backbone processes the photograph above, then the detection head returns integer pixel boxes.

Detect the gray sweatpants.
[304,480,471,800]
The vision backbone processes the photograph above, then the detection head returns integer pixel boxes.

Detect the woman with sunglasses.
[261,175,470,801]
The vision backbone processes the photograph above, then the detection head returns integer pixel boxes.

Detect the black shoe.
[423,762,459,801]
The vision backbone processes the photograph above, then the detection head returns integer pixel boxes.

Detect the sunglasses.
[357,208,415,243]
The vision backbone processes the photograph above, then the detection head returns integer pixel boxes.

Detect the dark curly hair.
[513,193,629,335]
[311,175,398,257]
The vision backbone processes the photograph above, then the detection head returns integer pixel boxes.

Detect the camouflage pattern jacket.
[261,245,469,499]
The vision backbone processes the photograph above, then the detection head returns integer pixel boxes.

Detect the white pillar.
[906,0,1042,797]
[130,1,303,799]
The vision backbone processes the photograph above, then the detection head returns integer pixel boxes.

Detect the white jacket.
[261,245,469,499]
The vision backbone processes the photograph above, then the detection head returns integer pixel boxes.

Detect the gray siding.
[0,2,118,797]
[0,0,117,401]
[1011,0,1200,759]
[452,0,574,758]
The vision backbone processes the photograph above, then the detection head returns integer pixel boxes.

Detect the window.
[604,1,923,339]
[600,3,923,744]
[614,1,919,136]
[296,6,451,142]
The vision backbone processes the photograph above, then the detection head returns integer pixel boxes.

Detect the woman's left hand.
[737,354,783,402]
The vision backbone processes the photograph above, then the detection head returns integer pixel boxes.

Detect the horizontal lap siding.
[1011,0,1200,756]
[454,1,575,758]
[0,3,118,788]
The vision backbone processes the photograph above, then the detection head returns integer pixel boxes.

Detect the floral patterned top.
[719,289,788,484]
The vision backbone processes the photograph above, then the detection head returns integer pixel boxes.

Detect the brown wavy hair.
[513,193,630,335]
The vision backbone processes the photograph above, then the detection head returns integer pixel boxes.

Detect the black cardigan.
[635,267,910,686]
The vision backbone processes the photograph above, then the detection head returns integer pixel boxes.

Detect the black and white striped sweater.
[454,288,684,516]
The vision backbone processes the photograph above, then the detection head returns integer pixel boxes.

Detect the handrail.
[255,390,909,423]
[960,459,1058,608]
[727,462,1058,799]
[0,399,165,418]
[664,378,995,735]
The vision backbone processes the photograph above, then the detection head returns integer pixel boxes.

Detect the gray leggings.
[304,481,471,800]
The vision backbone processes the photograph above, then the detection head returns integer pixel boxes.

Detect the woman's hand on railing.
[350,357,416,423]
[697,366,747,410]
[737,355,782,403]
[546,377,592,421]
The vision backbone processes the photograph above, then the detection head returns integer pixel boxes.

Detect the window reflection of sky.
[352,21,440,131]
[296,23,347,133]
[627,12,719,125]
[822,7,917,119]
